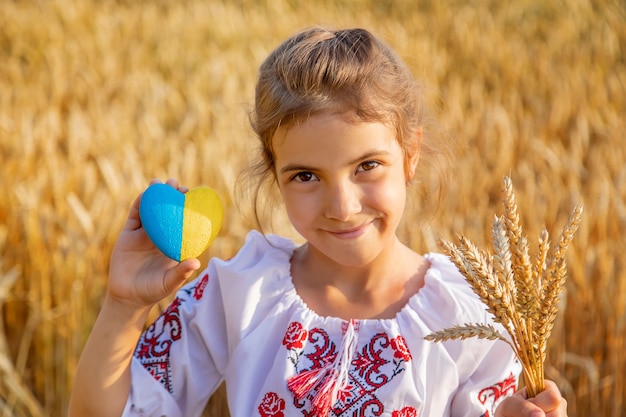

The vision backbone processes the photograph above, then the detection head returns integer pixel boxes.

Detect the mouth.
[326,222,370,239]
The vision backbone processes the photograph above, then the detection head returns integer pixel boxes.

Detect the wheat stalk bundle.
[425,176,583,398]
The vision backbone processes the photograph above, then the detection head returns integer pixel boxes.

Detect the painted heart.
[139,183,224,261]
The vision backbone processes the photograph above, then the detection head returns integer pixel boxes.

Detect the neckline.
[284,252,440,326]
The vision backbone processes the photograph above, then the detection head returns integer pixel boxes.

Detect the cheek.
[367,177,407,215]
[281,190,316,223]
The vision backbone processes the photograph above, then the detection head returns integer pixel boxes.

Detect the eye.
[291,171,319,183]
[356,160,380,173]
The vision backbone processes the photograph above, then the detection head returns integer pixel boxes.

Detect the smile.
[326,223,370,239]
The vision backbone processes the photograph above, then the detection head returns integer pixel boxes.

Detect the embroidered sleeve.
[123,269,227,416]
[449,339,522,417]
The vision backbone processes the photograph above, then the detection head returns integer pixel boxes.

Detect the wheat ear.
[426,176,583,399]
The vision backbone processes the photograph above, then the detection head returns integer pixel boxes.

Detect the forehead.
[273,113,400,166]
[274,111,393,143]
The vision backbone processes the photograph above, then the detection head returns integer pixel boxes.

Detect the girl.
[69,27,567,417]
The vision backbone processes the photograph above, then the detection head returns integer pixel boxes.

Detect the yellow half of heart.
[180,186,224,261]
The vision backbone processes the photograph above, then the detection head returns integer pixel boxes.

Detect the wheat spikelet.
[536,205,584,360]
[490,214,541,387]
[502,177,536,318]
[532,228,550,290]
[427,176,583,398]
[424,323,510,344]
[440,237,515,331]
[491,215,518,320]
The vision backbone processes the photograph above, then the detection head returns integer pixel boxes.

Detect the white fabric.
[122,230,521,417]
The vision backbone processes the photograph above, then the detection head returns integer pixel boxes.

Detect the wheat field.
[0,0,624,416]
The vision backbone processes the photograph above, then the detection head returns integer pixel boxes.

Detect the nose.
[324,179,362,221]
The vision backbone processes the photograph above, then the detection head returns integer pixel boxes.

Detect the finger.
[162,258,201,295]
[165,178,180,189]
[531,381,566,414]
[167,179,188,193]
[166,178,189,193]
[129,178,164,230]
[124,193,144,231]
[496,395,544,417]
[545,398,567,417]
[152,178,187,192]
[516,386,529,400]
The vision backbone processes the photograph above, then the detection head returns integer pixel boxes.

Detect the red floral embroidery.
[258,392,286,417]
[193,273,209,300]
[335,380,356,404]
[283,321,308,350]
[392,406,418,417]
[478,372,518,417]
[351,333,393,387]
[135,297,183,393]
[390,336,412,362]
[304,328,337,370]
[284,327,411,416]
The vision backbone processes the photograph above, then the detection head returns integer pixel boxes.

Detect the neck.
[290,239,427,320]
[296,238,403,286]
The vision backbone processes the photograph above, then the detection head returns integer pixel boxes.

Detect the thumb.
[496,395,545,417]
[162,258,202,295]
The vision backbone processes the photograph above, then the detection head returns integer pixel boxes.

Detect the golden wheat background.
[0,1,624,416]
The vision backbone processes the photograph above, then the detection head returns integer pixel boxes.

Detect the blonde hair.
[240,26,451,230]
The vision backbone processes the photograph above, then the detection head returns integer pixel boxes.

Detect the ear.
[405,127,422,182]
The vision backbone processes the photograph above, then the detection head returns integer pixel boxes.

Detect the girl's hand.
[496,380,567,417]
[107,178,201,310]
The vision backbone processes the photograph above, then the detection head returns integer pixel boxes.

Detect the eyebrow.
[278,150,392,175]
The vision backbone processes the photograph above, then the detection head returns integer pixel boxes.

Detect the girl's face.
[273,112,419,268]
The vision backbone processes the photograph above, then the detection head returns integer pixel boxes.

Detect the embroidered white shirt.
[123,230,521,417]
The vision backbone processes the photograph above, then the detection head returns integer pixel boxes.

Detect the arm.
[69,179,201,417]
[495,380,568,417]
